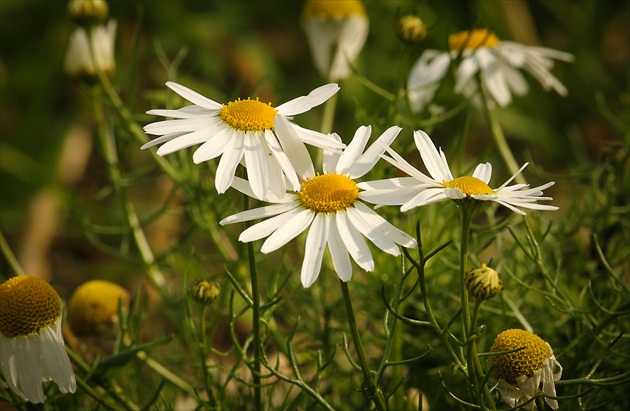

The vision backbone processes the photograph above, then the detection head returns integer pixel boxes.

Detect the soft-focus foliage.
[1,1,628,410]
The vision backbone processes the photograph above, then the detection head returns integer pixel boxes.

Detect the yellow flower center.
[220,98,277,132]
[442,176,494,195]
[488,329,551,383]
[299,173,359,213]
[0,276,61,338]
[302,0,367,18]
[449,29,500,51]
[67,280,130,336]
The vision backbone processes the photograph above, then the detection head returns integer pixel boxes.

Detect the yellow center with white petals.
[449,29,500,51]
[302,0,367,18]
[0,276,61,338]
[488,329,551,383]
[443,176,494,195]
[299,173,359,213]
[220,99,277,132]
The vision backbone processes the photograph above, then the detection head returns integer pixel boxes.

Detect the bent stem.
[340,279,388,411]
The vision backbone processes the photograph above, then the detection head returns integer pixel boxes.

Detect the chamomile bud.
[394,15,427,44]
[465,263,503,300]
[190,280,221,305]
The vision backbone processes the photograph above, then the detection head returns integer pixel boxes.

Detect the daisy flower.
[488,329,562,410]
[301,0,369,82]
[0,276,76,403]
[64,20,117,77]
[359,130,558,215]
[407,28,574,112]
[142,82,344,200]
[220,125,416,288]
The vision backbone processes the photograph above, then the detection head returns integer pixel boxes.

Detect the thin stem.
[339,280,388,411]
[198,305,220,409]
[458,204,473,342]
[479,85,526,184]
[92,87,167,290]
[0,230,25,278]
[243,195,262,410]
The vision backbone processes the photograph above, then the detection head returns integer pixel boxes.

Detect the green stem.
[0,230,25,278]
[197,305,220,409]
[339,280,388,411]
[479,88,526,185]
[243,194,262,410]
[92,87,167,290]
[458,204,474,343]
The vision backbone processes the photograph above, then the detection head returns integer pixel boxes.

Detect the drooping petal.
[336,210,374,271]
[301,213,328,287]
[243,133,269,200]
[274,116,315,180]
[326,214,352,282]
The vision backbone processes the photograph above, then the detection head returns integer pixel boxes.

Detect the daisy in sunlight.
[220,125,416,288]
[407,28,574,112]
[142,82,344,200]
[0,276,76,403]
[359,130,558,215]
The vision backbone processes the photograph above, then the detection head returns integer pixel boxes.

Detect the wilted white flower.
[0,276,76,403]
[408,28,573,112]
[64,20,116,77]
[301,0,369,82]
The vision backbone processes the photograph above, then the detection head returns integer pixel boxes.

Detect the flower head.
[67,0,109,25]
[394,15,427,44]
[360,130,558,215]
[488,329,562,409]
[67,280,129,336]
[301,0,369,81]
[190,280,221,305]
[0,276,76,403]
[408,28,574,112]
[220,125,415,287]
[465,263,503,300]
[143,83,343,200]
[65,20,117,77]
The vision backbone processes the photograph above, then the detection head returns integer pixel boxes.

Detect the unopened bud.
[190,280,221,305]
[465,264,503,300]
[68,0,109,25]
[394,15,427,44]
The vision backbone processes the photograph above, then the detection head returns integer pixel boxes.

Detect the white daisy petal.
[220,201,300,226]
[336,126,371,174]
[336,211,374,271]
[239,206,304,242]
[243,133,269,200]
[300,213,328,288]
[346,205,399,256]
[414,130,454,181]
[261,209,315,253]
[276,83,340,116]
[159,126,220,157]
[326,214,352,282]
[348,126,402,178]
[274,115,315,180]
[472,162,492,183]
[214,129,245,193]
[165,81,223,110]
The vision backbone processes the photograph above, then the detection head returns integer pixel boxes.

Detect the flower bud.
[190,280,221,305]
[67,280,129,336]
[394,15,427,44]
[68,0,109,26]
[465,263,503,300]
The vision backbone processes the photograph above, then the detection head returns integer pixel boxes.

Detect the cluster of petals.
[143,82,344,200]
[407,29,574,112]
[219,126,416,287]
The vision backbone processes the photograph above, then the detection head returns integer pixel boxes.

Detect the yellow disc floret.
[488,329,551,383]
[299,173,359,213]
[0,276,61,338]
[443,176,494,196]
[449,29,500,51]
[220,98,277,132]
[67,280,130,336]
[302,0,367,18]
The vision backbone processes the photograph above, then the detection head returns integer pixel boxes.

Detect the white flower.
[408,28,574,112]
[359,130,558,215]
[301,0,369,82]
[143,83,344,200]
[219,125,416,288]
[0,276,76,403]
[489,329,563,410]
[64,20,117,76]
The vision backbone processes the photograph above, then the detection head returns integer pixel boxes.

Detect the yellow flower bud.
[68,0,109,25]
[394,15,427,44]
[465,263,503,300]
[67,280,129,336]
[190,280,221,305]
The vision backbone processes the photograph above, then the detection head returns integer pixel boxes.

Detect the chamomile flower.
[301,0,369,82]
[67,280,129,336]
[64,20,117,77]
[0,276,76,403]
[488,329,562,409]
[220,125,416,288]
[408,28,574,112]
[143,83,344,200]
[359,130,558,215]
